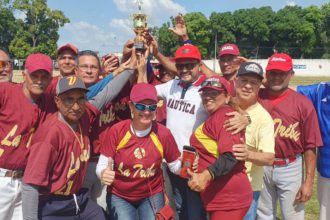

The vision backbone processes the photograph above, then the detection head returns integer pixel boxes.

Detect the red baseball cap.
[25,53,53,75]
[199,75,233,95]
[130,83,158,103]
[219,43,240,57]
[266,53,293,72]
[57,43,78,57]
[175,44,201,61]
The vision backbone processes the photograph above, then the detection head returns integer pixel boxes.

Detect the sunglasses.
[0,60,12,69]
[201,80,225,88]
[199,90,222,98]
[133,102,157,112]
[175,62,199,71]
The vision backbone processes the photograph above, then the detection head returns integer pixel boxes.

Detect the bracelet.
[245,114,252,124]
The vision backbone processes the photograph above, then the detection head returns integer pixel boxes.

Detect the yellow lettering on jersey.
[116,131,132,152]
[150,132,164,158]
[26,128,35,148]
[118,162,130,177]
[0,149,4,157]
[133,163,156,178]
[1,125,21,147]
[99,107,116,127]
[54,180,73,196]
[194,123,219,158]
[67,152,81,179]
[274,119,300,142]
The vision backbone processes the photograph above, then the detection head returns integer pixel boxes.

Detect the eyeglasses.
[78,64,99,72]
[133,102,157,112]
[175,62,199,71]
[199,90,222,98]
[0,60,12,69]
[60,97,86,107]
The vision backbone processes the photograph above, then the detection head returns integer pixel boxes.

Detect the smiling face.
[235,74,262,107]
[200,88,229,114]
[0,50,13,82]
[218,54,240,80]
[129,99,157,130]
[23,70,52,99]
[55,89,87,125]
[265,70,293,95]
[175,58,201,84]
[57,49,76,76]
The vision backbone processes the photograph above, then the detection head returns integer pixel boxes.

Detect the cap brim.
[198,86,226,93]
[266,65,291,72]
[57,87,89,96]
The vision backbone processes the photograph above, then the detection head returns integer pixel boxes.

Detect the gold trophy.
[133,0,147,52]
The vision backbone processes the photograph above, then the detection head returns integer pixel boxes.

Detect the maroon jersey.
[258,88,323,158]
[23,103,98,195]
[100,119,180,202]
[45,76,59,94]
[190,106,252,211]
[0,83,56,170]
[89,82,132,157]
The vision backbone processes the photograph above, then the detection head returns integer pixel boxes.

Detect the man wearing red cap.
[155,44,208,220]
[0,53,53,220]
[257,53,323,220]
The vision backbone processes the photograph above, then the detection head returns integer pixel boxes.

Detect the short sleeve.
[155,80,172,101]
[203,108,244,154]
[23,141,58,187]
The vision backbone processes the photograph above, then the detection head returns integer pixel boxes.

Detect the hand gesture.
[224,111,250,134]
[187,169,212,192]
[295,182,313,203]
[101,157,115,186]
[169,14,188,40]
[101,54,120,75]
[232,138,249,161]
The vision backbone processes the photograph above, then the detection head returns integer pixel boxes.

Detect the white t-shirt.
[156,78,208,152]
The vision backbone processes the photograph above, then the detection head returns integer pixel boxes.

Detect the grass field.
[11,71,329,219]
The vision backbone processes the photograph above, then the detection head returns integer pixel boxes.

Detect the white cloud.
[286,1,297,7]
[13,10,26,20]
[58,0,186,55]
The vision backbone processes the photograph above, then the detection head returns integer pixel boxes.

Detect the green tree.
[209,11,236,58]
[184,12,210,58]
[9,0,69,59]
[0,6,17,52]
[270,5,316,58]
[319,3,330,58]
[233,7,274,58]
[157,21,179,56]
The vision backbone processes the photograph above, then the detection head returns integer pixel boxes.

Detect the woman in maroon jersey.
[96,82,182,220]
[188,75,252,220]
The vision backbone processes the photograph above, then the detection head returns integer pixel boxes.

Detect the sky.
[46,0,329,55]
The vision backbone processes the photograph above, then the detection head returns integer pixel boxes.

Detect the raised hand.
[101,157,115,186]
[168,13,188,41]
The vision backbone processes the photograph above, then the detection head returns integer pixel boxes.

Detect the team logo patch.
[68,76,77,86]
[245,63,261,73]
[271,57,286,62]
[221,45,234,51]
[134,147,145,159]
[182,48,190,54]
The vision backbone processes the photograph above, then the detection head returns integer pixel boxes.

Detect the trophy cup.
[132,0,147,52]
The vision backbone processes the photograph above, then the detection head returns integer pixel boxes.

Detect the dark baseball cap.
[25,53,53,75]
[219,43,240,57]
[175,44,201,61]
[57,43,78,57]
[237,62,264,79]
[130,83,158,103]
[56,76,88,95]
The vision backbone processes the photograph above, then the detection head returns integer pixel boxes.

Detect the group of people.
[0,15,328,220]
